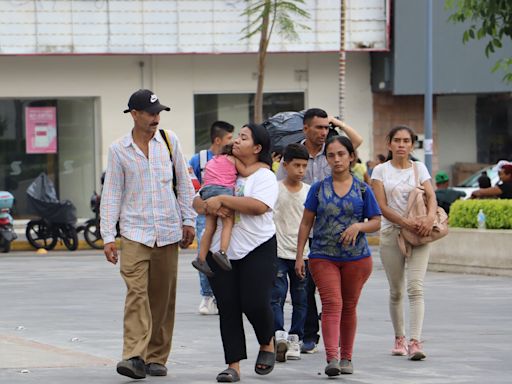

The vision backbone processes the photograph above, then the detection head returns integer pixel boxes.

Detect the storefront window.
[0,98,96,218]
[476,94,512,163]
[193,92,304,152]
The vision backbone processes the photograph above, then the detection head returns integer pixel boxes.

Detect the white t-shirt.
[210,168,278,260]
[274,181,310,260]
[371,161,431,230]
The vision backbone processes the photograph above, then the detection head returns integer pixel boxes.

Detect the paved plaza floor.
[0,247,510,383]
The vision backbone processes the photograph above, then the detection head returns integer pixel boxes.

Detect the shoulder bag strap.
[404,161,421,216]
[412,161,420,187]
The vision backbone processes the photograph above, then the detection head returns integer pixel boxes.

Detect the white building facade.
[0,0,388,217]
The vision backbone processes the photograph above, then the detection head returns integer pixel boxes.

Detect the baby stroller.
[25,173,79,251]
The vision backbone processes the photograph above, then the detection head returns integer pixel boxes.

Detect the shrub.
[449,199,512,229]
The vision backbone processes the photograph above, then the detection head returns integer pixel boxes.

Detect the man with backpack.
[101,89,196,379]
[189,121,235,315]
[275,107,363,353]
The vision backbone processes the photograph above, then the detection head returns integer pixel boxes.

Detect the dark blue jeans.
[271,258,308,340]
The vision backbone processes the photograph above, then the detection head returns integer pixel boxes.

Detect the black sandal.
[216,367,240,382]
[254,339,276,375]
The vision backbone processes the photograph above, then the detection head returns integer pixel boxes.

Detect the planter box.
[429,228,512,277]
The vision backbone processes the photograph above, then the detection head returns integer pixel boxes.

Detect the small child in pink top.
[192,144,269,276]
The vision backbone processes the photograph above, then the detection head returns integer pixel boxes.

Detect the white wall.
[437,95,477,174]
[0,52,373,171]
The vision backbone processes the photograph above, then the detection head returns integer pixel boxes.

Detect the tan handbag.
[397,163,448,257]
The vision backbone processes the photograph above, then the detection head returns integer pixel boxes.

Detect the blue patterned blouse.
[304,176,381,261]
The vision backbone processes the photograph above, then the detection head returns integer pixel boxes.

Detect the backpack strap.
[199,149,208,181]
[159,129,178,198]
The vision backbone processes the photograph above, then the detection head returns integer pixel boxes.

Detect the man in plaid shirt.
[101,89,196,379]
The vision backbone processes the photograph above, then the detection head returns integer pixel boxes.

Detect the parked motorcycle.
[83,191,102,249]
[83,185,120,250]
[25,173,79,251]
[0,191,17,253]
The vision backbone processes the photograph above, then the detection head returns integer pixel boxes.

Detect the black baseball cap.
[123,89,170,114]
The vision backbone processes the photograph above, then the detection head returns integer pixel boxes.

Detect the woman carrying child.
[193,123,278,382]
[192,143,268,276]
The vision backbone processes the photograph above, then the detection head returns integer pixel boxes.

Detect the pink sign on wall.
[25,107,57,154]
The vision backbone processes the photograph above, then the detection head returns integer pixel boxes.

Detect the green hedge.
[449,199,512,229]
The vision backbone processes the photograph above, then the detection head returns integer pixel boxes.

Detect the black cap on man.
[123,89,170,114]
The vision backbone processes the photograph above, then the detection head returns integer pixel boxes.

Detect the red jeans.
[309,257,372,361]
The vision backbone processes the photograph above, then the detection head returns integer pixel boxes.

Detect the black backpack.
[262,111,339,154]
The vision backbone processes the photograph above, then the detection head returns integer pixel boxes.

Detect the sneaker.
[191,257,214,277]
[198,296,218,315]
[212,250,232,271]
[145,362,167,376]
[408,340,426,361]
[116,357,146,379]
[285,334,301,360]
[275,330,289,362]
[339,359,353,374]
[324,359,341,377]
[300,340,318,354]
[391,336,408,356]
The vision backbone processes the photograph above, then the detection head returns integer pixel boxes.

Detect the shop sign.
[25,107,57,154]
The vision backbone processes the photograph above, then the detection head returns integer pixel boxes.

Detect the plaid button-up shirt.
[100,129,196,247]
[276,141,330,185]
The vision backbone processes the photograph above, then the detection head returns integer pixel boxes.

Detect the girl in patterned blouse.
[295,135,381,377]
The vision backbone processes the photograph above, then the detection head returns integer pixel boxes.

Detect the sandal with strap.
[216,367,240,383]
[254,339,276,375]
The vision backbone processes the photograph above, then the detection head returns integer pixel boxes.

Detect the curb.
[8,238,199,252]
[8,237,376,252]
[10,239,112,252]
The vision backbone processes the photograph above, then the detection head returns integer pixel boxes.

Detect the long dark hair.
[385,125,417,161]
[243,123,273,167]
[325,135,356,167]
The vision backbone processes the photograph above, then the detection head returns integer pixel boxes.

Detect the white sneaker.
[285,334,301,360]
[275,330,289,362]
[198,296,218,315]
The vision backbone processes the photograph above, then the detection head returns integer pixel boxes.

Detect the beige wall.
[0,52,373,173]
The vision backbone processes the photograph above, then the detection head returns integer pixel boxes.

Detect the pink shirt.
[203,154,237,189]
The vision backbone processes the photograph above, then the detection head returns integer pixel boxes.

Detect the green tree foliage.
[446,0,512,82]
[241,1,310,123]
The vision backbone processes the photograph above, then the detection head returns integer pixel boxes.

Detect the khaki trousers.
[120,237,179,364]
[379,227,430,341]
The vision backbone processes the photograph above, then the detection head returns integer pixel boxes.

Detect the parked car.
[452,165,500,198]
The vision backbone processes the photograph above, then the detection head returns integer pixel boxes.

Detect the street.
[0,247,510,383]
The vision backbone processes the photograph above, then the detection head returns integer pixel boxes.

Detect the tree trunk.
[254,1,271,124]
[338,0,346,121]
